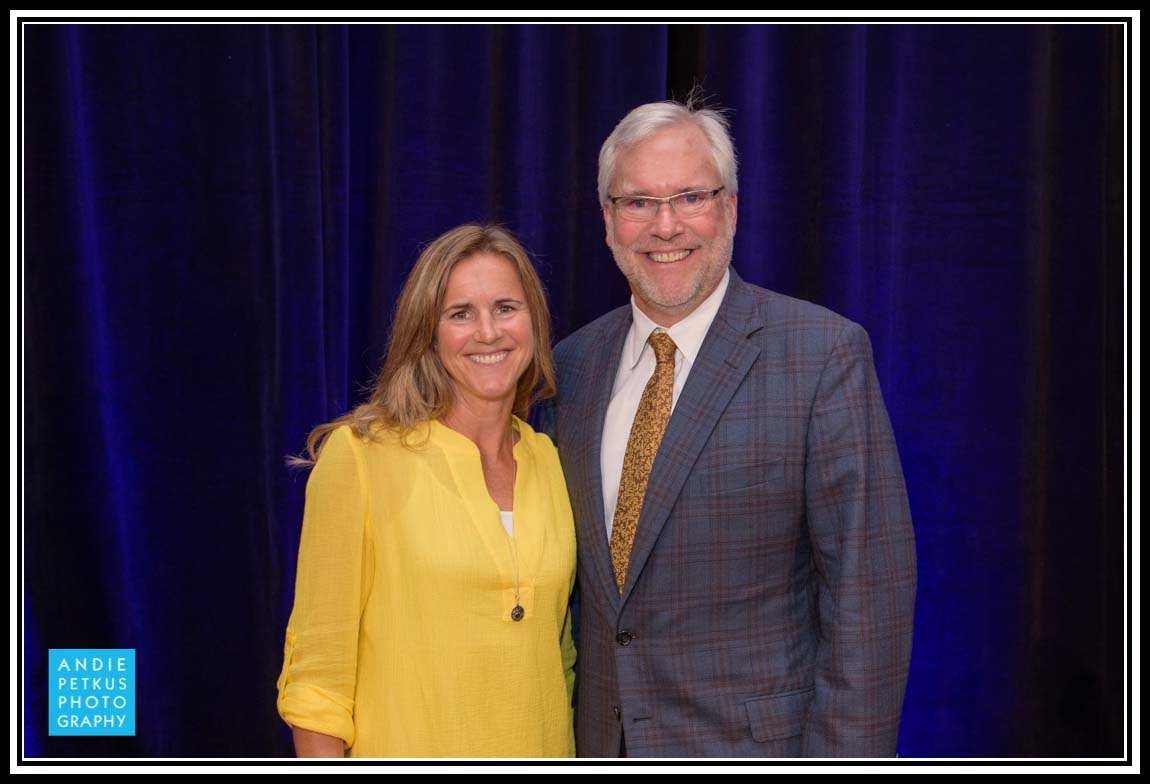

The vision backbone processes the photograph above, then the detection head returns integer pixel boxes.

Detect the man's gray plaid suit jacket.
[541,268,916,757]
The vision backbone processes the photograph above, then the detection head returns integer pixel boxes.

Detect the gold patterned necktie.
[610,331,677,594]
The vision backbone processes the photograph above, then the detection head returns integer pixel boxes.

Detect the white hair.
[597,92,738,205]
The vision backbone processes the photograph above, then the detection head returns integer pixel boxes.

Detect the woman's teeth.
[468,351,509,364]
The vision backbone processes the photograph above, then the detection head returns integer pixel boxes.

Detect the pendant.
[511,605,524,622]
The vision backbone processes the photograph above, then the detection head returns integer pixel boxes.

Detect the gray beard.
[611,229,735,315]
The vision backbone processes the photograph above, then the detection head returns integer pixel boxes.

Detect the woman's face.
[436,253,534,415]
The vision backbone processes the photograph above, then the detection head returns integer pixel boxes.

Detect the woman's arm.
[277,427,372,756]
[292,726,346,758]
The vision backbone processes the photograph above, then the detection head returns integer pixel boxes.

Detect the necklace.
[506,455,523,622]
[476,423,523,622]
[508,533,524,622]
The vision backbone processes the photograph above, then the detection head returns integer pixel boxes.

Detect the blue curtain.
[23,23,1124,758]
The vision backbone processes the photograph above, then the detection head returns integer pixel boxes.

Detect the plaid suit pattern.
[542,270,916,757]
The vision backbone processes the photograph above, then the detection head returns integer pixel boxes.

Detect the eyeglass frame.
[605,187,727,222]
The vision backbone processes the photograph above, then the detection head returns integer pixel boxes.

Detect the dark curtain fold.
[22,23,1125,758]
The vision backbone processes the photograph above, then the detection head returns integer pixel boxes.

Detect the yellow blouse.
[276,418,576,758]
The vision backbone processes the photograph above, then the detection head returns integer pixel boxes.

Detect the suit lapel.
[569,308,630,611]
[620,271,765,602]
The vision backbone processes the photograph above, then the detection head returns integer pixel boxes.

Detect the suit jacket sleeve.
[800,322,916,757]
[532,389,582,704]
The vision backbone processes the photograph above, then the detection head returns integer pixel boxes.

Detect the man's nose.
[650,201,684,238]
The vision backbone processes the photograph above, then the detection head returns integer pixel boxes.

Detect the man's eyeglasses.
[606,187,725,222]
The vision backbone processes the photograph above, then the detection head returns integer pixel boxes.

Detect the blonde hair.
[293,224,556,465]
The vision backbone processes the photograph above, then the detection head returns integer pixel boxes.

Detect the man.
[541,97,916,757]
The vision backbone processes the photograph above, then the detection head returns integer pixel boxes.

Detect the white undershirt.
[500,510,514,538]
[600,268,730,539]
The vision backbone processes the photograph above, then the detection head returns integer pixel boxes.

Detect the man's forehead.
[613,166,720,197]
[615,181,713,197]
[612,124,720,195]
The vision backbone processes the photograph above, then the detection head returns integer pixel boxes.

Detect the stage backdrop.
[22,23,1125,758]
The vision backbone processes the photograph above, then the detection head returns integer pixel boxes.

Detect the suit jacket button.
[615,631,634,646]
[613,707,622,720]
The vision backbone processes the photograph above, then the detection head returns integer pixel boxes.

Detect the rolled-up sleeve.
[276,426,374,750]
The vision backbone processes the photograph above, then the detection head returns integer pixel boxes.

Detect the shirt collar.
[623,267,731,371]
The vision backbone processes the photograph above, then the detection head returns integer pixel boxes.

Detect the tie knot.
[647,331,677,367]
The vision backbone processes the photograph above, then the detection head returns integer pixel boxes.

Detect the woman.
[276,225,575,758]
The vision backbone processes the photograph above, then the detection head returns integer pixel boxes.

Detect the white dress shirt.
[601,268,731,538]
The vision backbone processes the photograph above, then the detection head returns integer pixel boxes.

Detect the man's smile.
[646,249,693,263]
